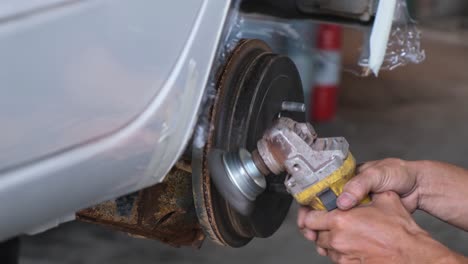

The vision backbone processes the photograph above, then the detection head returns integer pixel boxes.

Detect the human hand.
[337,158,420,212]
[298,192,461,264]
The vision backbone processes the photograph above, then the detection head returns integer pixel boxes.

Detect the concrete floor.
[19,32,468,263]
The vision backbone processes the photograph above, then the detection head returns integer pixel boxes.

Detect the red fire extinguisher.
[311,24,342,122]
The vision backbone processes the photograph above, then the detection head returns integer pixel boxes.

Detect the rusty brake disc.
[192,39,305,247]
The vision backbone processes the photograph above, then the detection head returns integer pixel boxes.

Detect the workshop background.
[20,0,468,263]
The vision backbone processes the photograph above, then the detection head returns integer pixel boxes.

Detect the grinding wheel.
[192,39,305,247]
[207,149,257,216]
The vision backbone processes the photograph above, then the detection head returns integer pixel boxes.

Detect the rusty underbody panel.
[77,162,205,248]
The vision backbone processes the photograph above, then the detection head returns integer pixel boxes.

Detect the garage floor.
[19,31,468,264]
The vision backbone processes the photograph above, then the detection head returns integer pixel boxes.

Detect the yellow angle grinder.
[208,117,370,215]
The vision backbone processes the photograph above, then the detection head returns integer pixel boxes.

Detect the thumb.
[337,170,382,210]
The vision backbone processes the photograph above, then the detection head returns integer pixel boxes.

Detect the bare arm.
[415,161,468,230]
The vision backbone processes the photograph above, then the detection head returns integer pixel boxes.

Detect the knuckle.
[370,167,392,191]
[304,230,317,241]
[304,211,325,229]
[382,191,401,203]
[382,159,406,178]
[360,168,384,185]
[339,259,354,264]
[385,191,400,199]
[297,220,303,229]
[331,212,349,229]
[362,166,380,176]
[330,252,344,263]
[297,208,307,228]
[344,179,365,194]
[317,246,328,257]
[364,167,384,182]
[384,158,402,164]
[379,167,393,184]
[329,235,341,249]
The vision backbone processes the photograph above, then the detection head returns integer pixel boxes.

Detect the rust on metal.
[194,39,301,247]
[197,39,251,245]
[196,39,273,246]
[77,163,205,248]
[175,159,192,173]
[252,149,270,176]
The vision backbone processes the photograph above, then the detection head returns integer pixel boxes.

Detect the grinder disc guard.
[193,39,305,247]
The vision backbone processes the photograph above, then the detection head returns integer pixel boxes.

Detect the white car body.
[0,0,231,240]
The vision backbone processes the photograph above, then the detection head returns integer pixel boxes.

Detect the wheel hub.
[192,39,305,247]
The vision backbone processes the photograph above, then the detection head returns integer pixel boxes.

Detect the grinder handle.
[293,153,371,211]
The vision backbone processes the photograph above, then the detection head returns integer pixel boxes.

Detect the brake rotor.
[193,39,305,247]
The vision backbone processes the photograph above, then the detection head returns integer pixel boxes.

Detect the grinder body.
[293,153,368,210]
[208,117,369,215]
[256,118,370,211]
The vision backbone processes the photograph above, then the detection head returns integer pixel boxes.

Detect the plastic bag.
[359,0,425,75]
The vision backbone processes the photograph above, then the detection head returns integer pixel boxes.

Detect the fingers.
[337,164,389,210]
[317,237,344,264]
[336,191,359,211]
[372,191,404,210]
[297,206,311,229]
[327,251,360,264]
[302,229,318,241]
[328,250,342,264]
[303,210,331,231]
[299,207,317,241]
[316,231,331,249]
[316,246,328,257]
[356,161,378,173]
[338,159,419,212]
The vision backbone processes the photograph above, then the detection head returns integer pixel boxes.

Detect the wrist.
[407,232,465,264]
[405,160,433,210]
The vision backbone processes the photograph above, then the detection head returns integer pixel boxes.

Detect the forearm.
[410,160,468,230]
